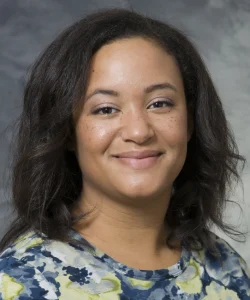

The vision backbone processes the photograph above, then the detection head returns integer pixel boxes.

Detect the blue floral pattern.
[0,229,249,299]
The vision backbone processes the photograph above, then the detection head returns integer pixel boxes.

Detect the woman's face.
[75,37,191,202]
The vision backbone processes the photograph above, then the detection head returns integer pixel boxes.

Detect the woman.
[0,8,249,300]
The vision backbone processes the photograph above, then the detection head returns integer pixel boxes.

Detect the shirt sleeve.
[213,234,250,298]
[0,256,58,300]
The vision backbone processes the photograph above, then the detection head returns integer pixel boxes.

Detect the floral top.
[0,229,249,300]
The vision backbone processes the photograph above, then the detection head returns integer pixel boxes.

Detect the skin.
[73,37,193,270]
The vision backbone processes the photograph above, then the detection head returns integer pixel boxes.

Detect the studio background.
[0,0,249,264]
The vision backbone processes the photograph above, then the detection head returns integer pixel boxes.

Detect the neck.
[72,186,181,269]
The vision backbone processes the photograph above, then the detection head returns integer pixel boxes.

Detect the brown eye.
[93,106,118,115]
[147,100,173,109]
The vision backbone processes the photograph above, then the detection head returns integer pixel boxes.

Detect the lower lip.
[114,155,162,169]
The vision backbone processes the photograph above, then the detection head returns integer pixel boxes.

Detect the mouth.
[112,153,163,169]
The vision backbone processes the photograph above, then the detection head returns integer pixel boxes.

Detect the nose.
[120,109,154,144]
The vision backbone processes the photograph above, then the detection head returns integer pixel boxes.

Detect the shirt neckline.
[69,228,191,281]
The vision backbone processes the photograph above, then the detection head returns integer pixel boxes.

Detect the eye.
[92,106,118,115]
[147,100,174,109]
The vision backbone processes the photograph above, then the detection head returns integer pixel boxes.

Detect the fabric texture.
[0,229,249,299]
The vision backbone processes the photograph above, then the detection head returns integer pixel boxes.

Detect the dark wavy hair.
[0,8,246,253]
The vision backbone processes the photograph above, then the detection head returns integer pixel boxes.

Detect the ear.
[187,108,194,142]
[67,143,75,152]
[67,136,76,152]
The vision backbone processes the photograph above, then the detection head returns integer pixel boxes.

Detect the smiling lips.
[113,150,163,169]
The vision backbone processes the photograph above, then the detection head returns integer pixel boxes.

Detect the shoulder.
[0,231,62,299]
[192,232,250,298]
[204,232,249,274]
[0,230,51,271]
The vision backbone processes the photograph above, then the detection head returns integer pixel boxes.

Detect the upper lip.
[113,150,163,159]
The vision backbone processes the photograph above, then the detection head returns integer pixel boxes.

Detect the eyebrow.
[85,82,178,101]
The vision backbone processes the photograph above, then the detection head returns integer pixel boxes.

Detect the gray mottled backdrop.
[0,0,249,263]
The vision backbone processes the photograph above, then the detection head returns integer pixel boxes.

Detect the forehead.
[86,37,183,92]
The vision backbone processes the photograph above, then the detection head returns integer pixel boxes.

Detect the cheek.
[159,114,188,147]
[75,119,115,154]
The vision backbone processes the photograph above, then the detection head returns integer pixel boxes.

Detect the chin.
[116,182,168,201]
